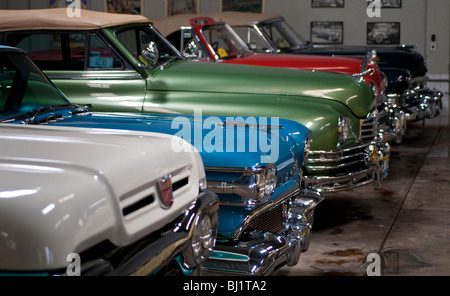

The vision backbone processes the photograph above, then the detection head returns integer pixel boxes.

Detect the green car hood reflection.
[149,60,375,119]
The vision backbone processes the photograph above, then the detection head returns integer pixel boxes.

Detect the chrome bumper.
[387,85,443,122]
[377,103,407,144]
[202,188,323,275]
[81,190,219,276]
[304,137,390,192]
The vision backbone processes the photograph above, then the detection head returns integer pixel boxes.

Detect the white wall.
[1,0,448,125]
[3,0,446,76]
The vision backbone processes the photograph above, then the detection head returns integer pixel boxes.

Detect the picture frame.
[106,0,142,14]
[367,22,400,44]
[166,0,199,16]
[311,21,343,44]
[367,0,401,8]
[311,0,344,8]
[221,0,264,13]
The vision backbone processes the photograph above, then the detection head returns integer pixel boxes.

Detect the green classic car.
[0,8,390,192]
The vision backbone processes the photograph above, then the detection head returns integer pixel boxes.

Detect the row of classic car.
[0,8,390,193]
[0,45,317,276]
[203,12,443,128]
[0,8,440,276]
[153,14,401,144]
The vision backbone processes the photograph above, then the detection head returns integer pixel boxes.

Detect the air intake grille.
[305,143,369,175]
[246,204,285,233]
[360,115,378,142]
[122,194,155,216]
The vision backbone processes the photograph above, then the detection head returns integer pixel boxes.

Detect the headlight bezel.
[338,115,350,145]
[205,163,278,207]
[199,176,208,190]
[303,133,311,166]
[191,212,215,264]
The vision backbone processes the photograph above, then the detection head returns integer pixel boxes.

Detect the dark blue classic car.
[0,46,322,275]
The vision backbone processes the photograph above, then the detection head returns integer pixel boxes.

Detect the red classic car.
[153,14,405,144]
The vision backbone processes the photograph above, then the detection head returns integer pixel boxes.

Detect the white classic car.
[0,124,219,276]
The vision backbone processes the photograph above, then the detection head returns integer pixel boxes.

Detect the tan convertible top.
[153,11,281,36]
[0,8,151,32]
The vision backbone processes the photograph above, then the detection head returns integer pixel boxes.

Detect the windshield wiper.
[26,104,82,124]
[0,103,82,124]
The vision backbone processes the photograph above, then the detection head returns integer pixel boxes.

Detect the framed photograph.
[106,0,142,14]
[166,0,199,16]
[311,21,343,44]
[312,0,344,8]
[221,0,264,13]
[367,22,400,44]
[49,0,87,8]
[367,0,401,8]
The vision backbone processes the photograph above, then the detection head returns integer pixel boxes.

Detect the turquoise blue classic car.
[0,45,322,275]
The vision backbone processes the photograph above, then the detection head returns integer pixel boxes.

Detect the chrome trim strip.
[46,72,142,80]
[306,158,365,171]
[307,152,365,163]
[304,167,374,192]
[307,143,369,155]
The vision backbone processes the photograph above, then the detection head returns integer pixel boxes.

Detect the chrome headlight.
[192,213,215,264]
[371,81,379,98]
[256,163,277,200]
[338,115,350,144]
[199,176,207,190]
[382,72,389,89]
[206,163,278,207]
[303,133,311,166]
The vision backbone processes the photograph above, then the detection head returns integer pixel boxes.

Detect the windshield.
[201,23,251,60]
[0,51,70,121]
[259,19,309,51]
[115,25,182,68]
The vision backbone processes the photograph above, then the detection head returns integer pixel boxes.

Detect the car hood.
[225,52,363,75]
[150,60,375,118]
[297,45,427,77]
[0,124,203,271]
[48,111,309,169]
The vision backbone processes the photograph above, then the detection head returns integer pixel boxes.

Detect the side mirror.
[140,41,159,67]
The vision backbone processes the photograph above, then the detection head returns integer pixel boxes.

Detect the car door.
[4,31,147,113]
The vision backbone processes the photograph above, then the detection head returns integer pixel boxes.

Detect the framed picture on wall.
[311,22,343,44]
[367,0,401,8]
[49,0,88,8]
[221,0,264,13]
[106,0,142,14]
[367,22,400,44]
[166,0,199,16]
[311,0,344,8]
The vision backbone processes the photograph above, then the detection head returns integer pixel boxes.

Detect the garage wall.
[1,0,448,125]
[2,0,447,75]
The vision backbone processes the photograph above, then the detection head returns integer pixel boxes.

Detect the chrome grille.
[305,143,368,174]
[246,203,286,233]
[360,114,378,142]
